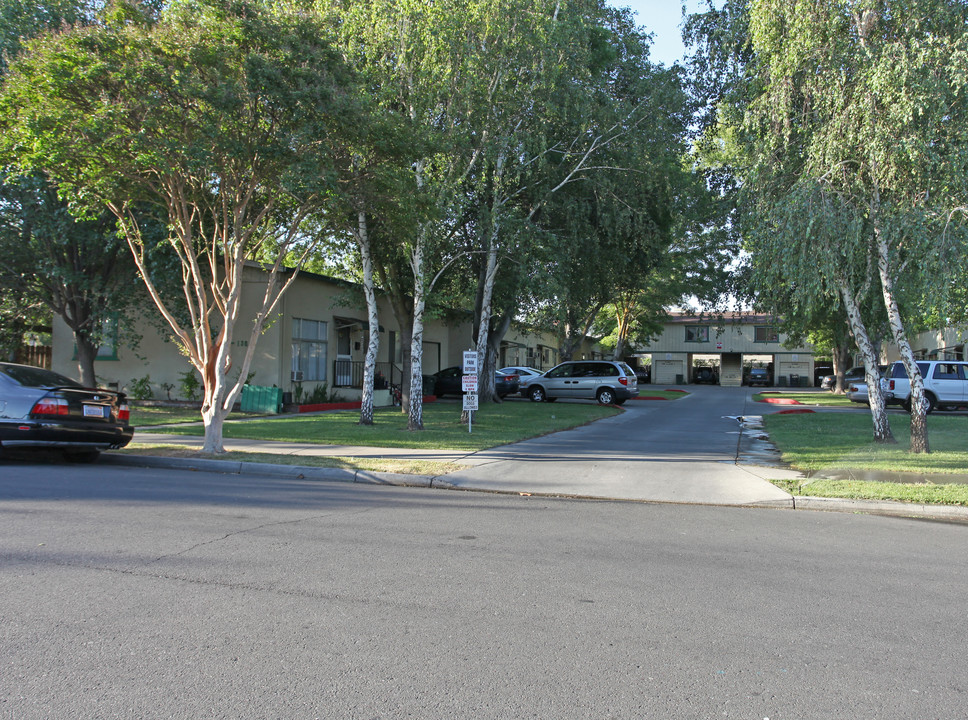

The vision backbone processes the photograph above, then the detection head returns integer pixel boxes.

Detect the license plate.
[83,405,106,418]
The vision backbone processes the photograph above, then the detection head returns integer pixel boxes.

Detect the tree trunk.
[407,237,426,431]
[875,228,929,453]
[356,212,379,426]
[474,236,500,403]
[201,400,226,454]
[831,341,852,394]
[74,332,98,388]
[836,274,895,444]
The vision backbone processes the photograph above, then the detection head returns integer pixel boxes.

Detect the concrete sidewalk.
[111,389,968,522]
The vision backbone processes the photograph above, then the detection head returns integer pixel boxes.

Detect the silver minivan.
[526,360,638,405]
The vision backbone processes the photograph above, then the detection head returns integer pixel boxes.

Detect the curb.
[102,453,968,522]
[101,453,434,488]
[793,495,968,522]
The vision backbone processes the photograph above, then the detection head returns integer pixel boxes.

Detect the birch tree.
[740,0,968,452]
[1,0,365,451]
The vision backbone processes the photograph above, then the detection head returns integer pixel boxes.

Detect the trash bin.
[241,385,283,414]
[675,374,684,385]
[789,374,799,387]
[778,375,787,387]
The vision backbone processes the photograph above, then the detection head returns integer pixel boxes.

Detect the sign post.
[462,350,478,433]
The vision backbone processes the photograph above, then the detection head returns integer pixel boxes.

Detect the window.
[546,364,574,379]
[684,326,709,343]
[292,318,328,381]
[754,326,780,343]
[73,314,119,361]
[932,363,965,380]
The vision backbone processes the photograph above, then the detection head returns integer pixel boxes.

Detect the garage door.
[654,359,684,385]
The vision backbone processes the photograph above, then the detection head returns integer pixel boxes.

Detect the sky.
[608,1,707,66]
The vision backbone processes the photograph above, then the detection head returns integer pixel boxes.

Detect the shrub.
[128,374,153,401]
[179,370,201,401]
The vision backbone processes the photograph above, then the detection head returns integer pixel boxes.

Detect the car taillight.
[619,376,628,386]
[889,380,895,391]
[118,404,130,422]
[31,397,69,416]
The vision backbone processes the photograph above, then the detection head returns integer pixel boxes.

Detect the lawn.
[130,404,250,426]
[118,444,463,476]
[137,401,621,451]
[633,390,690,401]
[754,391,857,408]
[764,412,968,506]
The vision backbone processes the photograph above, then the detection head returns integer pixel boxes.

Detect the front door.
[336,326,352,386]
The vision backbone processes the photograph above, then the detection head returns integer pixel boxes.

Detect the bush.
[128,374,153,401]
[179,370,201,401]
[308,382,341,404]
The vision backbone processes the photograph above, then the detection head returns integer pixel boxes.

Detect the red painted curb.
[776,408,816,414]
[663,389,688,393]
[758,397,803,405]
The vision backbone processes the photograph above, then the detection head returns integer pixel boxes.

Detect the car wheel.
[596,388,615,405]
[529,386,546,402]
[924,393,937,414]
[64,450,100,463]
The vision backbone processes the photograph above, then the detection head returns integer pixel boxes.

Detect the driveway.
[438,385,799,505]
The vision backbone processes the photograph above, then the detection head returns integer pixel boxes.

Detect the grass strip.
[117,445,462,476]
[769,477,968,506]
[754,392,857,408]
[633,390,690,401]
[137,401,621,451]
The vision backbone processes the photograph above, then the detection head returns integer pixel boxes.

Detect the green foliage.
[128,373,152,400]
[178,369,200,402]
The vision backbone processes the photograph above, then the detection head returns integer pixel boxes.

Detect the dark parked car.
[693,367,719,384]
[746,367,771,387]
[431,366,518,398]
[0,362,133,462]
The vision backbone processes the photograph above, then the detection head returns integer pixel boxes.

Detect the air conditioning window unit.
[291,370,304,382]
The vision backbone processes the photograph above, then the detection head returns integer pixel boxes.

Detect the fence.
[14,345,52,369]
[332,360,402,389]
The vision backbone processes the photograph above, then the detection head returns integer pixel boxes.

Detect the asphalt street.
[2,464,967,719]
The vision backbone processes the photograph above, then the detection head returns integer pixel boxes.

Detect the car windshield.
[0,365,82,388]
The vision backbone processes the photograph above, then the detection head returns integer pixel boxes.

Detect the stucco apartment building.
[634,312,816,387]
[50,267,579,404]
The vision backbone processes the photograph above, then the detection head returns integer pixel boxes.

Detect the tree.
[743,0,968,452]
[0,173,148,385]
[2,0,366,452]
[688,0,968,450]
[0,0,141,385]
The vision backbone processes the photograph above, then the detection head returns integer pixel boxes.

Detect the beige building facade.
[635,313,816,387]
[51,267,573,404]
